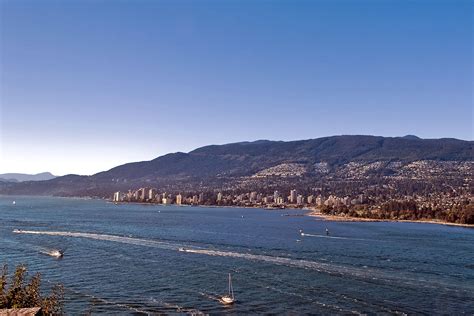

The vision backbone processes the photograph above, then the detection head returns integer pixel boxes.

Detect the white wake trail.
[181,248,371,278]
[15,229,471,294]
[13,229,368,277]
[301,232,368,241]
[301,232,350,239]
[14,230,178,251]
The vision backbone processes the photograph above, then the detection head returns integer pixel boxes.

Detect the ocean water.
[0,196,473,315]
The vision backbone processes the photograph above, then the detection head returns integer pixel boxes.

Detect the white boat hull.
[48,250,63,258]
[220,296,235,304]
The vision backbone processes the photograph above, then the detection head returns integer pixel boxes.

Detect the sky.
[0,0,472,176]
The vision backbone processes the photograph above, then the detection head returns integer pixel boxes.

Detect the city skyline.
[1,0,472,175]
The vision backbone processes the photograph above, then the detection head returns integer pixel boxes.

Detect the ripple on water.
[2,199,473,314]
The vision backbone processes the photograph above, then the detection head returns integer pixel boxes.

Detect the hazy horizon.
[1,0,472,175]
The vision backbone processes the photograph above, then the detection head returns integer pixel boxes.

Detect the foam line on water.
[301,232,366,240]
[181,248,374,278]
[14,229,374,278]
[15,229,474,294]
[198,291,221,303]
[14,230,178,251]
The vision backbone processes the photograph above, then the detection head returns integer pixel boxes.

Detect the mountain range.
[0,172,56,183]
[0,135,472,197]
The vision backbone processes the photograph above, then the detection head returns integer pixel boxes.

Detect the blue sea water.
[0,196,473,315]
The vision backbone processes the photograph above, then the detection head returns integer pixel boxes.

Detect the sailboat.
[220,273,235,305]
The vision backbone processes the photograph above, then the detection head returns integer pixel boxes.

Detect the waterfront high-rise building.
[217,192,223,202]
[176,194,182,205]
[290,189,297,204]
[136,188,146,201]
[133,190,140,200]
[113,191,121,202]
[148,188,156,201]
[274,190,280,201]
[126,190,133,201]
[296,194,304,205]
[139,188,150,201]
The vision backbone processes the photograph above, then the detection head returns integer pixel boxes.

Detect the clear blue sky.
[0,0,472,175]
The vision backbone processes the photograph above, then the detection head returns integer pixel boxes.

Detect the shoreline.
[4,195,472,228]
[107,199,292,210]
[304,209,474,228]
[110,199,473,228]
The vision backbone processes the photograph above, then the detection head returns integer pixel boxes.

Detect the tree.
[0,264,64,315]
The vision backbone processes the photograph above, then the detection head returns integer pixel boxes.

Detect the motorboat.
[48,250,64,258]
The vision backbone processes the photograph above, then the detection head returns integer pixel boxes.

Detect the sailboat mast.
[229,273,234,299]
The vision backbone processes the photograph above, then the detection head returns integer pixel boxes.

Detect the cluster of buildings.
[113,188,204,205]
[110,184,472,224]
[112,187,366,208]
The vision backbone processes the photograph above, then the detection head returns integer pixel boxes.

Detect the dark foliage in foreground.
[0,264,64,315]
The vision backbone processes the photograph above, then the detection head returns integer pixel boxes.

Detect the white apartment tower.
[113,191,121,202]
[290,189,297,204]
